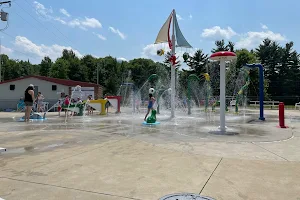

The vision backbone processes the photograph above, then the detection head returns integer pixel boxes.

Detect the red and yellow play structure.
[86,96,122,115]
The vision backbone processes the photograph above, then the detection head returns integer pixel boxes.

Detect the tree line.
[1,38,299,104]
[181,38,300,104]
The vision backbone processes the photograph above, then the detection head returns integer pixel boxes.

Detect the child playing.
[144,93,156,121]
[87,95,93,115]
[104,94,110,115]
[64,95,70,116]
[58,99,62,116]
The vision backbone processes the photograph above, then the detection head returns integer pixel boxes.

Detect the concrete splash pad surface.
[0,109,300,200]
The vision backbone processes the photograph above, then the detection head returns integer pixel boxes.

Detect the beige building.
[0,76,103,110]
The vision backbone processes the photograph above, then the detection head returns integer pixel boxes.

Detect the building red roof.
[0,75,101,87]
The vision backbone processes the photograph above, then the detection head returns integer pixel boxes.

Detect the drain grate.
[159,193,215,200]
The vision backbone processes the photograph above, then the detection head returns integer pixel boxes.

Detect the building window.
[10,85,15,90]
[52,85,57,91]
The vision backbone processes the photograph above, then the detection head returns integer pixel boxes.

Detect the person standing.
[57,99,62,116]
[24,84,35,122]
[87,95,93,115]
[104,94,110,115]
[36,92,45,112]
[144,93,156,121]
[64,95,70,116]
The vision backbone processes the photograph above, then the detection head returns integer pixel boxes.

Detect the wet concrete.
[0,109,299,199]
[0,111,293,151]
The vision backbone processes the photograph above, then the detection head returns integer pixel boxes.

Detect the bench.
[295,102,300,110]
[229,100,236,110]
[250,101,280,109]
[33,102,49,112]
[230,100,236,106]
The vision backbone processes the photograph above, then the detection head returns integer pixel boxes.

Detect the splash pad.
[18,112,47,122]
[142,121,161,126]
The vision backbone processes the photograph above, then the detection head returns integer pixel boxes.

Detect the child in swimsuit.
[64,95,70,116]
[144,93,156,121]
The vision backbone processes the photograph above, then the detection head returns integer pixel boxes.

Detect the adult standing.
[24,84,35,122]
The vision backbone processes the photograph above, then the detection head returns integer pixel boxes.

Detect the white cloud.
[54,17,67,24]
[13,36,83,63]
[176,14,183,20]
[108,27,126,40]
[69,17,102,30]
[68,19,82,28]
[117,57,127,62]
[261,23,268,30]
[201,26,237,40]
[59,8,71,17]
[141,44,163,62]
[81,17,102,28]
[236,30,286,49]
[33,2,102,31]
[91,54,99,58]
[93,32,107,41]
[201,24,286,49]
[189,14,192,19]
[33,1,53,19]
[1,45,13,55]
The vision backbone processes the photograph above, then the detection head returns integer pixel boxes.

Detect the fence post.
[278,102,288,128]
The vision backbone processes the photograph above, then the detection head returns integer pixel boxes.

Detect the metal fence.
[247,96,300,105]
[0,99,59,111]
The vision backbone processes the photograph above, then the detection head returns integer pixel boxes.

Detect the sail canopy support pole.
[154,9,192,119]
[170,9,176,118]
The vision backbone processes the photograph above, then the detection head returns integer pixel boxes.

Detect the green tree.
[40,56,52,76]
[81,55,97,82]
[227,41,235,52]
[18,60,34,76]
[50,58,69,79]
[62,49,76,60]
[69,57,88,81]
[235,49,256,69]
[59,49,88,82]
[279,42,300,100]
[129,58,158,88]
[185,49,208,75]
[102,56,120,95]
[256,39,282,97]
[211,40,235,53]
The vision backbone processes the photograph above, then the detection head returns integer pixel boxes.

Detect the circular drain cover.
[159,193,215,200]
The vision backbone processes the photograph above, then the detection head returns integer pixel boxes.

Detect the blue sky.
[0,0,299,64]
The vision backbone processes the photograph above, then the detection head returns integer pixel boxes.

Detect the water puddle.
[3,146,37,154]
[3,143,65,154]
[41,143,64,150]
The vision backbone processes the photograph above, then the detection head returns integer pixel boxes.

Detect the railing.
[295,102,300,110]
[0,99,57,111]
[249,101,280,109]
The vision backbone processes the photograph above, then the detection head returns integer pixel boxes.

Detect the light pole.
[0,0,11,153]
[0,1,11,82]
